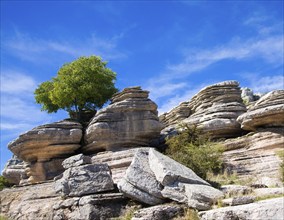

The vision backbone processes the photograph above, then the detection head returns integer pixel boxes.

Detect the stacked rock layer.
[83,87,162,153]
[8,120,83,183]
[160,81,247,138]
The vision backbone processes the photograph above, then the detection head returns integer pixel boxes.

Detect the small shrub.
[0,176,13,191]
[165,124,224,180]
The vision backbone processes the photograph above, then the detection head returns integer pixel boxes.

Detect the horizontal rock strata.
[8,120,83,183]
[223,128,284,187]
[84,87,162,153]
[238,90,284,131]
[160,81,246,139]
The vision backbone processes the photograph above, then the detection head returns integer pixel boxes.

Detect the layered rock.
[84,87,162,153]
[2,155,28,185]
[223,128,284,186]
[237,90,284,131]
[118,148,223,210]
[199,197,284,220]
[160,81,246,139]
[8,120,83,183]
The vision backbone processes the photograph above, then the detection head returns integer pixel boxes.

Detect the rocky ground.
[1,82,283,220]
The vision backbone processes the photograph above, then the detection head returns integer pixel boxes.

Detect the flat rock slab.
[199,197,284,220]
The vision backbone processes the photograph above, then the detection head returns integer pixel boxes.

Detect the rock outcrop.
[2,155,27,185]
[8,120,83,183]
[84,87,162,153]
[118,148,223,210]
[160,81,246,138]
[238,90,284,131]
[199,197,284,220]
[223,128,284,187]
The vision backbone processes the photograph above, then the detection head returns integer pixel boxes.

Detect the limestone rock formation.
[2,155,27,185]
[8,120,83,183]
[83,87,162,153]
[55,155,114,197]
[118,148,223,210]
[223,128,284,187]
[160,81,246,139]
[132,204,185,220]
[91,148,138,184]
[199,197,284,220]
[241,87,261,104]
[237,90,284,131]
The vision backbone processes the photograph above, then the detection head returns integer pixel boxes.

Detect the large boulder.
[160,81,246,139]
[2,155,28,185]
[83,87,162,153]
[55,155,114,197]
[118,148,223,210]
[223,128,283,187]
[8,120,83,183]
[237,90,284,131]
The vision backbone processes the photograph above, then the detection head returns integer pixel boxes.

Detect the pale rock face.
[199,197,284,220]
[237,90,284,131]
[55,163,114,197]
[160,81,246,139]
[223,128,284,187]
[8,120,83,183]
[83,87,163,153]
[2,155,28,185]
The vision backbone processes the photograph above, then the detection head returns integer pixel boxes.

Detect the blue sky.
[1,1,283,171]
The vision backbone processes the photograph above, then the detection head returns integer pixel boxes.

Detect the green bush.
[165,124,224,180]
[0,176,13,191]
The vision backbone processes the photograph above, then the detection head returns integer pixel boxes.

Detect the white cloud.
[0,71,37,94]
[3,30,127,63]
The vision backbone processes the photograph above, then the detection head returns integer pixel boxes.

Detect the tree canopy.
[34,56,118,120]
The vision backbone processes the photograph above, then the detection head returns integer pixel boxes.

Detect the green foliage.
[34,56,118,120]
[165,124,224,180]
[0,176,13,191]
[276,150,284,182]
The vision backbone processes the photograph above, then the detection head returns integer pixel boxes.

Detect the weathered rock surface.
[8,120,83,183]
[162,183,224,210]
[199,197,284,220]
[55,162,114,197]
[62,153,92,169]
[222,195,256,206]
[117,148,165,205]
[91,148,138,184]
[0,181,128,220]
[238,90,284,131]
[2,155,28,185]
[132,204,185,220]
[84,87,162,153]
[253,187,284,197]
[148,148,210,186]
[220,185,252,197]
[223,128,284,187]
[241,87,261,104]
[160,81,246,139]
[118,148,223,210]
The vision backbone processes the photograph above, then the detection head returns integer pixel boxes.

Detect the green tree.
[0,176,13,191]
[35,56,118,120]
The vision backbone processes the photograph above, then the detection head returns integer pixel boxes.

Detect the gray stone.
[199,197,284,220]
[221,185,252,197]
[62,154,92,169]
[55,164,114,197]
[222,196,256,206]
[253,187,284,197]
[117,178,164,205]
[132,204,184,220]
[238,90,284,131]
[148,148,210,186]
[2,155,28,185]
[162,183,224,211]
